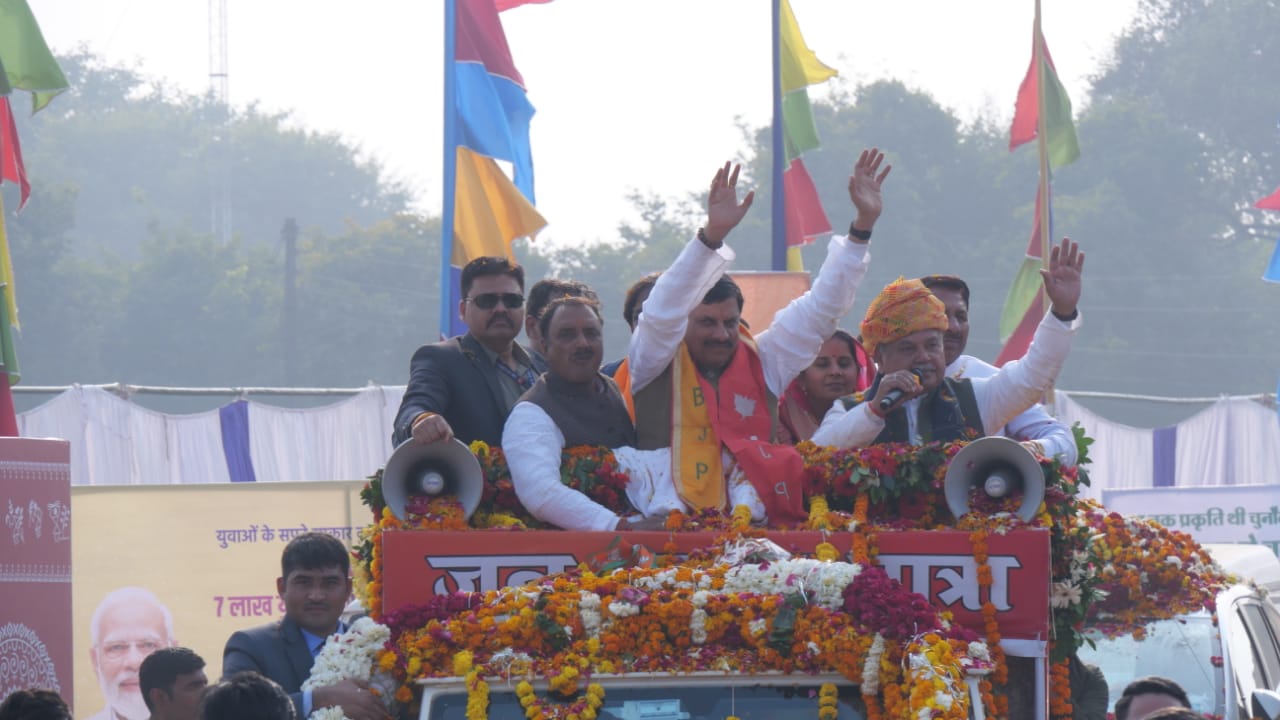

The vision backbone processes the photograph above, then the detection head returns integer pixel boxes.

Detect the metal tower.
[209,0,231,244]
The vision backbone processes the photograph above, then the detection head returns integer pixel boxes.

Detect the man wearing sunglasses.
[392,256,547,447]
[620,150,890,526]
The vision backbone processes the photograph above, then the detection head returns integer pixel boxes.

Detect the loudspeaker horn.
[382,438,483,520]
[943,436,1045,522]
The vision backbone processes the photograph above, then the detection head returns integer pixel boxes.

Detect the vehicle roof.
[1204,543,1280,595]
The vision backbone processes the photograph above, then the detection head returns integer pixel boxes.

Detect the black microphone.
[878,367,926,412]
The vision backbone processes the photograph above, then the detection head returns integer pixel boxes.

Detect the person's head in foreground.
[1114,676,1193,720]
[140,647,208,720]
[198,672,294,720]
[0,689,72,720]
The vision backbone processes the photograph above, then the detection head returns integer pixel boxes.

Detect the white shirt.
[947,353,1078,466]
[812,311,1082,448]
[627,233,871,395]
[503,402,767,530]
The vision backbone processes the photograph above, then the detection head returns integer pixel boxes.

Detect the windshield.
[1078,615,1218,715]
[426,683,867,720]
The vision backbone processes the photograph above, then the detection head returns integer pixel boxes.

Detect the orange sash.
[671,331,806,522]
[613,358,635,422]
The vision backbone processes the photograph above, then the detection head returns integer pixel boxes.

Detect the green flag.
[0,0,69,113]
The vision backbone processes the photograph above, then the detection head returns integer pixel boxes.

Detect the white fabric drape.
[16,385,1277,489]
[1174,396,1280,486]
[16,385,229,486]
[247,386,402,483]
[1054,392,1154,499]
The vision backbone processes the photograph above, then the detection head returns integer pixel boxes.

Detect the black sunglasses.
[467,292,524,310]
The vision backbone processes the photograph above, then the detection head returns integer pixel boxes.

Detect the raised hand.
[703,161,755,247]
[1040,237,1085,317]
[847,148,892,230]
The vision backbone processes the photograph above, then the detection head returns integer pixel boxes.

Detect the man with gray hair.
[87,586,176,720]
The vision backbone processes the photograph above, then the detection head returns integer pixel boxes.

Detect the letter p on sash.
[696,462,710,480]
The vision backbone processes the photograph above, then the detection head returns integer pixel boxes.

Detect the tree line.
[6,0,1279,426]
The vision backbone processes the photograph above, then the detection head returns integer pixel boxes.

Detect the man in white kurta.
[504,297,682,531]
[622,151,891,523]
[812,238,1086,450]
[922,274,1078,465]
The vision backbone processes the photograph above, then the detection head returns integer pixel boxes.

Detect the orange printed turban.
[860,277,948,357]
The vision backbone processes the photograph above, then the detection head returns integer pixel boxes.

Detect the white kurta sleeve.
[951,354,1079,466]
[756,236,870,395]
[811,399,886,449]
[972,312,1082,437]
[611,447,686,518]
[503,402,622,531]
[627,234,735,392]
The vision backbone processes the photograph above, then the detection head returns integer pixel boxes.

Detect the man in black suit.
[393,256,546,447]
[221,533,385,720]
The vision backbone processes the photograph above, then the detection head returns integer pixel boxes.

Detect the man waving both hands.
[813,238,1086,449]
[621,149,892,525]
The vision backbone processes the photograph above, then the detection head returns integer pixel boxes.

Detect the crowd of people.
[1,148,1102,719]
[393,147,1086,531]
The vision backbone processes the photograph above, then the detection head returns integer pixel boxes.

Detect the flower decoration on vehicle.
[368,542,983,720]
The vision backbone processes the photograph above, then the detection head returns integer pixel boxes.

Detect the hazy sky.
[30,0,1140,254]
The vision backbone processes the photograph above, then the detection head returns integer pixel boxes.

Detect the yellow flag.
[452,146,548,265]
[779,0,837,94]
[0,194,17,328]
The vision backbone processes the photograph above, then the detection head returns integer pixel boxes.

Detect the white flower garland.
[861,633,885,696]
[302,617,395,720]
[721,559,860,609]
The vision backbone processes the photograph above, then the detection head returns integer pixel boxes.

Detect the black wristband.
[1051,308,1079,322]
[847,222,872,241]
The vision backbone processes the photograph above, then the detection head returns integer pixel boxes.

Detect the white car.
[1078,544,1280,719]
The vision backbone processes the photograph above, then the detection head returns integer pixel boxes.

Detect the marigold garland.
[373,549,981,719]
[1049,657,1072,720]
[353,430,1233,718]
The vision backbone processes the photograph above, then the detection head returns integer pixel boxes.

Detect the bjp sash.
[613,358,636,422]
[671,332,807,523]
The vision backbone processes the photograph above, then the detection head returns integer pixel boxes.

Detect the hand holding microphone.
[877,367,926,412]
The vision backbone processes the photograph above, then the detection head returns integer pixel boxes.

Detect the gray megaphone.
[382,438,483,520]
[943,436,1045,522]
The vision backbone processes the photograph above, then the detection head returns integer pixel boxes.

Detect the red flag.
[782,158,830,248]
[1257,187,1280,211]
[0,379,16,436]
[995,293,1044,367]
[494,0,551,10]
[0,97,30,210]
[1008,24,1079,168]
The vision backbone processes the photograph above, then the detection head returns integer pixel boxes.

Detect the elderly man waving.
[813,238,1085,448]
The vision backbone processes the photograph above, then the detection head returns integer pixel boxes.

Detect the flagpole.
[440,0,460,339]
[1033,0,1055,406]
[770,0,787,271]
[1034,0,1052,299]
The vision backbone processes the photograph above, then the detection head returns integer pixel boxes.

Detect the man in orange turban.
[813,238,1085,448]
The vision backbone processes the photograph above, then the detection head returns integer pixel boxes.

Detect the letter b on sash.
[691,386,705,407]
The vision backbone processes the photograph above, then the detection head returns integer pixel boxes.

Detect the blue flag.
[1264,238,1280,283]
